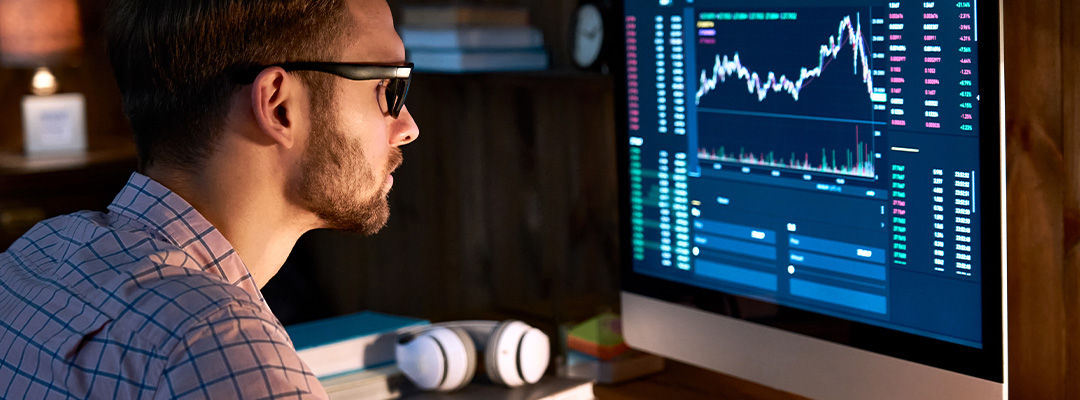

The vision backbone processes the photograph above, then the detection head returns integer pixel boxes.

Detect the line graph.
[695,13,883,105]
[690,8,885,180]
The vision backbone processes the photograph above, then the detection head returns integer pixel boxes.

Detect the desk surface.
[593,359,808,400]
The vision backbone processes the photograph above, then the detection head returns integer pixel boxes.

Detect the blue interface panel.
[623,0,984,347]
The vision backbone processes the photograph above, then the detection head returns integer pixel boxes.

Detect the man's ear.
[250,67,300,149]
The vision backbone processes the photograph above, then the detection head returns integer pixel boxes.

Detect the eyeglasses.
[245,62,413,118]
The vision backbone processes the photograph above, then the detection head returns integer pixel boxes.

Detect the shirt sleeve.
[154,303,328,400]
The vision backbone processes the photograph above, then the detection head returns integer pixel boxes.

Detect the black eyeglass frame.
[244,62,414,118]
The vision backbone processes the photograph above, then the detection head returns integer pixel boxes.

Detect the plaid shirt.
[0,173,327,399]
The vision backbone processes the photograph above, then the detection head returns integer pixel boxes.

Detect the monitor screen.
[617,0,1003,387]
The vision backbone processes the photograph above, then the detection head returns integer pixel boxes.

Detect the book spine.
[297,331,400,378]
[401,27,544,50]
[408,50,549,73]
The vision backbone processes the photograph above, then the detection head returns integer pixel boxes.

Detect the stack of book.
[399,5,549,73]
[286,311,429,399]
[563,349,665,385]
[319,364,412,399]
[559,312,665,384]
[289,311,595,399]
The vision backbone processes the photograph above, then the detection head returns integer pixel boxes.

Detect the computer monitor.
[614,0,1005,398]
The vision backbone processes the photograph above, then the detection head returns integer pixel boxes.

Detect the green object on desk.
[567,312,628,360]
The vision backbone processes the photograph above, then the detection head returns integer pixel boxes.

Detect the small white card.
[22,93,87,155]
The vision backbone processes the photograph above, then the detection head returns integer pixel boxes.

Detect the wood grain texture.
[592,360,808,400]
[265,72,622,325]
[1064,0,1080,393]
[1002,0,1073,397]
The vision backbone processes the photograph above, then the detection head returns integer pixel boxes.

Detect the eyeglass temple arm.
[276,62,413,80]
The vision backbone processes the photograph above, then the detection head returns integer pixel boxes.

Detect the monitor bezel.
[612,0,1003,383]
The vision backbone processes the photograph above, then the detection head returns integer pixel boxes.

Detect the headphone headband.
[415,320,502,330]
[397,320,503,342]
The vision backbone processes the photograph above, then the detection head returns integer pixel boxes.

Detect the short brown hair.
[105,0,349,171]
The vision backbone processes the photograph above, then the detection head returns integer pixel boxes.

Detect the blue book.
[401,26,545,50]
[408,48,549,73]
[286,311,429,378]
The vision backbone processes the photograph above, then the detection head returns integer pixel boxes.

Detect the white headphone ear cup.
[445,327,478,391]
[483,321,514,386]
[396,327,477,392]
[395,333,445,391]
[484,320,549,387]
[516,327,550,384]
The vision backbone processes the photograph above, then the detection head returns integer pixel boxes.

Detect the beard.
[291,104,402,235]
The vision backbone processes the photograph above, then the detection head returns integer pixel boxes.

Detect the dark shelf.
[0,144,136,176]
[0,144,137,249]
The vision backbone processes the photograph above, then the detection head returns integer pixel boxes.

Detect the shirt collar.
[107,172,262,303]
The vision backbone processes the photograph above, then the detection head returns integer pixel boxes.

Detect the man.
[0,0,417,397]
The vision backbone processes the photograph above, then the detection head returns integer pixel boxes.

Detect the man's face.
[292,0,418,235]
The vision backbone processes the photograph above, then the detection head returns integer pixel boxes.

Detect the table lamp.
[0,0,86,156]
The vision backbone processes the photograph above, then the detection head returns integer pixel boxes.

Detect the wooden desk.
[402,307,805,399]
[592,359,807,400]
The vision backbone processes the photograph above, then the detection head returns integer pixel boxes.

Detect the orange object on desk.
[566,312,630,360]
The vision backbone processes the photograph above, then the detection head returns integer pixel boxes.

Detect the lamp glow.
[30,67,58,96]
[0,0,86,155]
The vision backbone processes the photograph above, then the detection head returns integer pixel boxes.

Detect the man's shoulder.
[1,209,264,345]
[0,209,279,398]
[4,209,164,267]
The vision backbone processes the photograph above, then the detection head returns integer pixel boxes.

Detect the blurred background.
[0,0,624,329]
[0,0,1077,397]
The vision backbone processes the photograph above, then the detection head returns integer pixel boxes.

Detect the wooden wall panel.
[1060,0,1080,395]
[266,73,622,325]
[1003,0,1077,397]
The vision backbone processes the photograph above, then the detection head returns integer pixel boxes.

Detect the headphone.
[394,320,550,392]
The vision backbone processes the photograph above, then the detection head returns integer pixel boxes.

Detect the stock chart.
[623,0,985,347]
